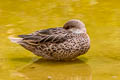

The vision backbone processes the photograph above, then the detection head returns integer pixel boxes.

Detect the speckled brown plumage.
[10,19,90,60]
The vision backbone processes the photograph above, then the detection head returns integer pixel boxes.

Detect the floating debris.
[112,76,117,78]
[48,76,52,80]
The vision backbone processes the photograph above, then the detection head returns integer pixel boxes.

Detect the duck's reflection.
[19,58,92,80]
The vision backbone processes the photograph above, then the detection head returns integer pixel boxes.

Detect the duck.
[9,19,90,60]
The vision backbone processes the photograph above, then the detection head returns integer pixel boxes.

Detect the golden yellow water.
[0,0,120,80]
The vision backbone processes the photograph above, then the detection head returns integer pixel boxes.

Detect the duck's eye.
[33,42,38,44]
[70,25,74,28]
[66,25,74,29]
[35,42,38,44]
[65,26,70,29]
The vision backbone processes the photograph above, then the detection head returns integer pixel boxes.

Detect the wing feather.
[18,27,68,45]
[20,34,67,45]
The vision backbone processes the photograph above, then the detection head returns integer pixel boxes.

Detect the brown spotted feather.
[14,20,90,60]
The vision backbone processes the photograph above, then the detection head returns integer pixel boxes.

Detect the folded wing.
[18,28,68,45]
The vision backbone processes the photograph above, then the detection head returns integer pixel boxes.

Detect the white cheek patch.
[73,29,82,33]
[69,28,86,34]
[72,29,86,34]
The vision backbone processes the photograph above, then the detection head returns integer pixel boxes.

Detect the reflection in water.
[17,58,92,80]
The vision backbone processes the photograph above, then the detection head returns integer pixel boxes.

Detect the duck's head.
[63,19,86,33]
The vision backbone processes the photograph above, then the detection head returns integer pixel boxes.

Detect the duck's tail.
[9,37,23,44]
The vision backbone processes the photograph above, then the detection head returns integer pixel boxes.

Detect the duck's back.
[30,27,68,35]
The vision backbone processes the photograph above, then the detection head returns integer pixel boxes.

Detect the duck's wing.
[18,28,68,45]
[19,27,66,38]
[18,34,67,45]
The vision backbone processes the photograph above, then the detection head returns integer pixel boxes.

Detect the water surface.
[0,0,120,80]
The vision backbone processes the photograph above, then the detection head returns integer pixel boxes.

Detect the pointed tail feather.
[9,37,23,43]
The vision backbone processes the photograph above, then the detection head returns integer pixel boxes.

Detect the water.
[0,0,120,80]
